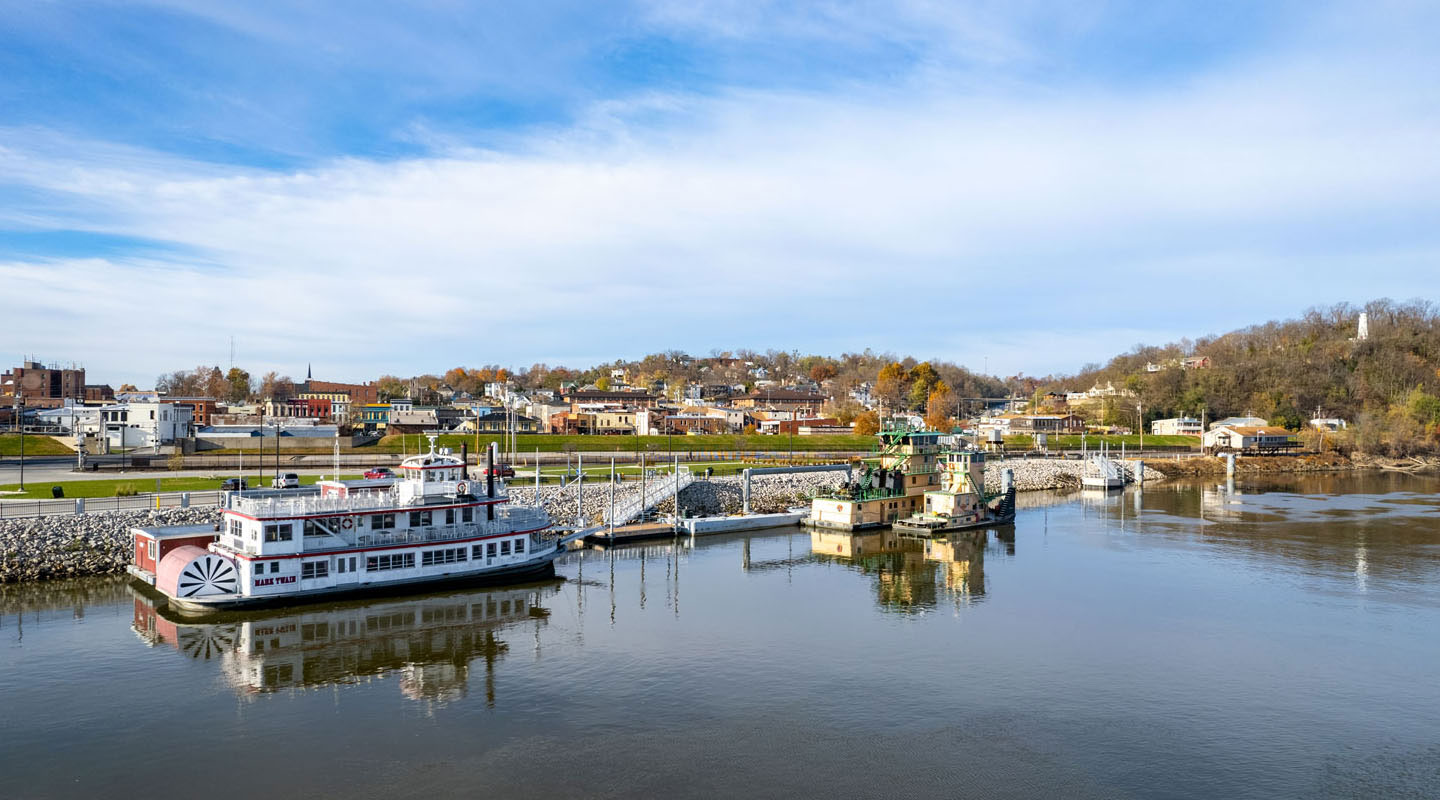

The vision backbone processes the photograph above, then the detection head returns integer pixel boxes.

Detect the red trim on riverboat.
[230,525,550,562]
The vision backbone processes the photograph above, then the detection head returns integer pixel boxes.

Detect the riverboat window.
[336,558,345,574]
[409,510,432,527]
[264,523,293,542]
[446,509,455,525]
[371,514,396,530]
[228,520,243,537]
[301,560,329,579]
[500,540,511,556]
[487,542,497,557]
[462,507,473,523]
[421,548,467,566]
[366,553,415,572]
[514,538,524,554]
[303,519,327,537]
[146,539,157,561]
[270,561,280,573]
[472,545,484,560]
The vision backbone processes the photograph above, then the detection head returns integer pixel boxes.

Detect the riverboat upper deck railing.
[225,483,509,519]
[217,505,552,555]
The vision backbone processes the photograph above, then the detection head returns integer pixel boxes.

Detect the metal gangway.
[603,466,694,527]
[1082,453,1125,489]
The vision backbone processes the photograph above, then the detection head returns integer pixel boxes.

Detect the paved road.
[0,457,347,485]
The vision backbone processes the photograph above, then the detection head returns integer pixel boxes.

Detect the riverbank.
[4,453,1415,584]
[0,508,220,583]
[1141,451,1440,478]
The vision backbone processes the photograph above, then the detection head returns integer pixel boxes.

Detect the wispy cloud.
[0,1,1436,385]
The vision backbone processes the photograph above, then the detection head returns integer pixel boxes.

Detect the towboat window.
[264,523,293,542]
[500,540,511,556]
[301,560,329,579]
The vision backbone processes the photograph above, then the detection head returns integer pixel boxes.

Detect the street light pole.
[16,397,24,491]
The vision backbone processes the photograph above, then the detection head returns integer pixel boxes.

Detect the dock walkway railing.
[603,467,694,527]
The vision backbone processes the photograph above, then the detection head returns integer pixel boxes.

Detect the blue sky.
[2,0,1437,387]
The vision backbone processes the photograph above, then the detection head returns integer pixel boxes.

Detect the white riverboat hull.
[154,544,567,615]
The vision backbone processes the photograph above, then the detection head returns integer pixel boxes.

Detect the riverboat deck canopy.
[132,523,218,539]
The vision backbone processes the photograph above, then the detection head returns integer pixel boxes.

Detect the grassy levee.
[1002,434,1200,449]
[374,433,876,454]
[0,473,362,500]
[0,435,75,456]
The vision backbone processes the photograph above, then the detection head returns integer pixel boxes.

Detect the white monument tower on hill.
[1356,312,1369,341]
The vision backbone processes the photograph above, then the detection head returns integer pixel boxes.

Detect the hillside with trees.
[1042,300,1440,454]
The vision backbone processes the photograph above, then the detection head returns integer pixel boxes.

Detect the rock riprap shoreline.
[1,508,221,583]
[2,459,1113,584]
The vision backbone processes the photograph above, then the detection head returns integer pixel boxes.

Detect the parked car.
[364,467,395,480]
[482,464,516,478]
[271,473,300,489]
[220,478,249,491]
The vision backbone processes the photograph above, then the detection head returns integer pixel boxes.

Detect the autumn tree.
[225,368,252,403]
[853,410,880,436]
[925,382,954,431]
[875,362,909,409]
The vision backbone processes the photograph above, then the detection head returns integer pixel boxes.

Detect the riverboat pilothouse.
[129,439,561,613]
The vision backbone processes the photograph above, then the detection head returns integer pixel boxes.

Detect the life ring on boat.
[341,516,354,529]
[456,481,469,495]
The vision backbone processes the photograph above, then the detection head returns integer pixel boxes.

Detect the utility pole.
[1137,402,1144,452]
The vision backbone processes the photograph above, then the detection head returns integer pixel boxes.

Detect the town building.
[564,389,659,409]
[1,360,86,408]
[99,401,195,448]
[1202,425,1297,454]
[1208,416,1268,431]
[732,388,827,416]
[358,403,392,433]
[1150,417,1203,436]
[1309,417,1348,432]
[1004,414,1084,434]
[463,411,541,434]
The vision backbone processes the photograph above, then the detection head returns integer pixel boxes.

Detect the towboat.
[128,438,565,613]
[806,427,1016,534]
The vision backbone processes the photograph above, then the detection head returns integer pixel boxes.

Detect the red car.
[482,464,515,478]
[364,467,395,480]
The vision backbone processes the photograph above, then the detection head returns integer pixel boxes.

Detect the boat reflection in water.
[130,580,560,705]
[808,529,996,611]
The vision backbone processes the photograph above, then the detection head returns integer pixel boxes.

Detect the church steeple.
[306,363,313,381]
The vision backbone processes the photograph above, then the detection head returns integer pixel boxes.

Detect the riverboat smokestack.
[461,442,469,480]
[486,443,495,521]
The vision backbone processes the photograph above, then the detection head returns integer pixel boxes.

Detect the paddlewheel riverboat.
[129,439,561,613]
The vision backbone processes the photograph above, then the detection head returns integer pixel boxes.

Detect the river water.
[3,472,1439,799]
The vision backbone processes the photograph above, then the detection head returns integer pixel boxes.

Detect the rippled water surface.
[4,472,1440,799]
